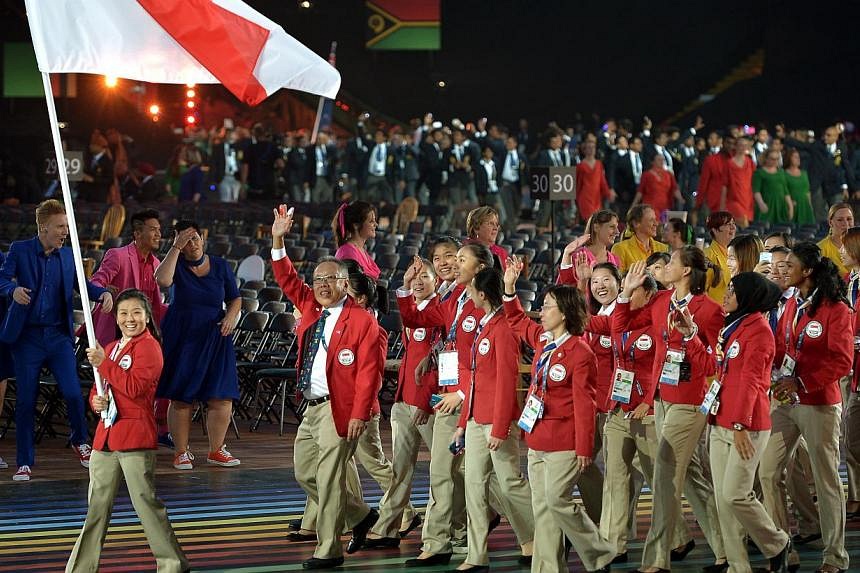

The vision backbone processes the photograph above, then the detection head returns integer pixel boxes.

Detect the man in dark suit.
[445,129,477,207]
[78,131,114,203]
[344,127,371,200]
[676,133,700,212]
[365,130,397,205]
[0,200,112,481]
[418,129,444,204]
[608,135,643,216]
[534,128,573,229]
[287,134,310,203]
[209,129,243,203]
[391,132,418,201]
[306,132,338,203]
[498,135,527,231]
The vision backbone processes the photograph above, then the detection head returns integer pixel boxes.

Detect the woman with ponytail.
[558,210,621,286]
[759,242,852,573]
[332,201,380,280]
[614,246,727,573]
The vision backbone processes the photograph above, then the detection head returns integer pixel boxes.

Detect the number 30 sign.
[529,166,575,200]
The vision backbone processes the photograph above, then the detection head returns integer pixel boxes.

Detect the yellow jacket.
[818,236,848,277]
[610,236,669,273]
[704,241,730,304]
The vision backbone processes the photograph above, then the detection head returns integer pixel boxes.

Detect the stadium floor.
[1,425,858,572]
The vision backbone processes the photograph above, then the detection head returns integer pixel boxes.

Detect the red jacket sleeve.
[612,299,653,334]
[491,328,521,440]
[557,265,577,286]
[798,303,853,393]
[273,256,316,311]
[573,343,598,456]
[503,297,541,348]
[585,314,611,335]
[684,330,717,379]
[97,337,163,399]
[397,291,448,329]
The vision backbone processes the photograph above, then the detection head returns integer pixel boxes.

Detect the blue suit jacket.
[0,237,106,344]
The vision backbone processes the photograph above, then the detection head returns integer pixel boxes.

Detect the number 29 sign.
[529,166,575,201]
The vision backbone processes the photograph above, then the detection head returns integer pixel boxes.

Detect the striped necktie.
[297,310,330,392]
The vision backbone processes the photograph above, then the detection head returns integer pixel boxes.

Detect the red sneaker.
[73,444,92,468]
[173,450,195,470]
[207,445,240,467]
[13,466,31,481]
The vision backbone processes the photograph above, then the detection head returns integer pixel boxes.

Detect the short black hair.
[131,209,160,234]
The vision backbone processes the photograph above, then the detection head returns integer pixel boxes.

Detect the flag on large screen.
[366,0,440,51]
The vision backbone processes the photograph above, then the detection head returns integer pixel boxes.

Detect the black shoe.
[364,536,400,549]
[611,552,628,564]
[346,508,379,554]
[702,563,729,573]
[405,553,453,567]
[399,514,423,538]
[487,514,501,534]
[518,555,532,566]
[589,567,611,573]
[287,531,317,542]
[447,566,488,573]
[289,518,303,531]
[788,565,800,573]
[302,556,344,570]
[670,539,695,561]
[791,532,822,545]
[769,539,791,573]
[564,537,572,560]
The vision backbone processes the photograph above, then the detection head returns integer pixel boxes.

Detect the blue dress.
[0,251,13,380]
[157,255,241,402]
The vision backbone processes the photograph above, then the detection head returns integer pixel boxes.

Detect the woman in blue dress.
[0,250,12,470]
[155,220,242,471]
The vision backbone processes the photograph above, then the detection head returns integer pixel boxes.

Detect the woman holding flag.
[706,272,791,573]
[503,257,614,573]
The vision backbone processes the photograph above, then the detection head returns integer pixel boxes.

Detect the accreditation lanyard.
[850,272,860,308]
[531,332,572,398]
[715,315,746,379]
[611,331,643,402]
[467,307,501,416]
[784,294,814,358]
[445,290,470,345]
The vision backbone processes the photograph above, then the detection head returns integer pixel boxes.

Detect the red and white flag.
[24,0,341,105]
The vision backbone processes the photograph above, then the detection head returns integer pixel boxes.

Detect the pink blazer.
[90,244,167,345]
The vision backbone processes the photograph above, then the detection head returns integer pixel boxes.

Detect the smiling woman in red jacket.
[66,289,187,573]
[707,272,791,573]
[759,242,852,573]
[614,247,727,573]
[450,267,534,572]
[503,258,615,573]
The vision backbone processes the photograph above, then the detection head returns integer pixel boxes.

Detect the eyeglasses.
[312,275,346,285]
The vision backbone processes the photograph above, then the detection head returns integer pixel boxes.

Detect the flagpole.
[40,72,105,399]
[309,96,326,145]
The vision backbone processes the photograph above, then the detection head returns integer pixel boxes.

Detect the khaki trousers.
[463,421,534,566]
[578,412,606,523]
[785,435,820,536]
[641,400,725,570]
[294,401,369,559]
[845,390,860,502]
[372,402,435,537]
[710,426,789,573]
[66,450,188,573]
[760,403,848,570]
[528,449,615,572]
[600,410,692,554]
[421,406,468,553]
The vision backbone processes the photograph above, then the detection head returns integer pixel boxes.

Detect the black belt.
[305,395,331,407]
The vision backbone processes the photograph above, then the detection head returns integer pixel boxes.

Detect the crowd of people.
[1,112,860,573]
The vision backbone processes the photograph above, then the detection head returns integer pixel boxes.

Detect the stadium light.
[104,76,118,88]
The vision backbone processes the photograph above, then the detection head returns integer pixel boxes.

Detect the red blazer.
[89,331,162,452]
[576,159,611,222]
[457,312,521,439]
[853,306,860,393]
[775,297,852,406]
[397,296,441,413]
[638,168,678,215]
[397,284,486,395]
[585,316,614,413]
[712,313,774,431]
[273,256,380,437]
[695,152,727,211]
[613,290,722,405]
[726,155,755,222]
[588,313,658,413]
[372,324,387,416]
[504,298,598,455]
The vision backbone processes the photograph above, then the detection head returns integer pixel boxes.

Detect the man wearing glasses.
[270,204,381,570]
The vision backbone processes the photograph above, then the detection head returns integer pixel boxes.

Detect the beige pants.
[760,403,848,570]
[294,401,369,559]
[845,390,860,502]
[463,420,534,566]
[372,402,435,537]
[578,412,606,523]
[528,449,615,572]
[600,410,692,554]
[641,400,725,570]
[785,435,820,536]
[66,450,188,573]
[710,425,789,573]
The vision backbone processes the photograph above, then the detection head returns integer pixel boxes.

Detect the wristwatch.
[732,422,745,431]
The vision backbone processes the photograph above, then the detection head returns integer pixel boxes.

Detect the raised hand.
[503,256,523,292]
[271,204,294,239]
[621,260,647,296]
[574,250,592,283]
[172,227,198,250]
[402,255,424,286]
[562,234,590,264]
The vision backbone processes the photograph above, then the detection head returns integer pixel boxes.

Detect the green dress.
[785,169,814,225]
[753,168,791,224]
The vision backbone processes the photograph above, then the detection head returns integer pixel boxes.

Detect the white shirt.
[631,151,643,184]
[224,142,238,176]
[828,143,837,155]
[306,296,346,399]
[654,144,673,171]
[369,144,387,176]
[502,150,520,182]
[480,159,498,192]
[315,145,327,176]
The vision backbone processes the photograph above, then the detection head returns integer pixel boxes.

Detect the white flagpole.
[40,72,105,398]
[309,96,326,145]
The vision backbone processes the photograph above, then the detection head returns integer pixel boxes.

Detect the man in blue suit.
[0,199,113,481]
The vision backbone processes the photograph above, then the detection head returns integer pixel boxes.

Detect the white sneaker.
[13,465,31,481]
[0,456,8,469]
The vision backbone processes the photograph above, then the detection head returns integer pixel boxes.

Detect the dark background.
[0,0,858,163]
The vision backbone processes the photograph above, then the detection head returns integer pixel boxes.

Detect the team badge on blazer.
[478,338,491,355]
[462,316,477,333]
[635,334,653,351]
[118,355,132,370]
[549,364,567,382]
[805,321,823,338]
[338,349,355,366]
[599,335,612,348]
[727,340,740,358]
[412,328,426,342]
